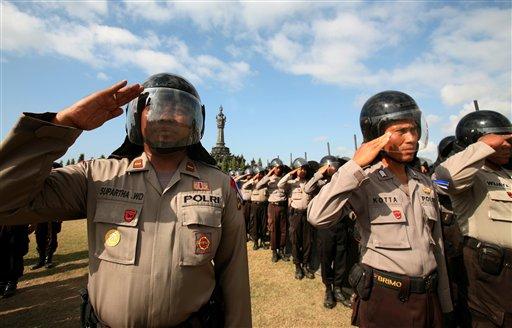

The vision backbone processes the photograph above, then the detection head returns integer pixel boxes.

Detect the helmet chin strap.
[150,145,188,155]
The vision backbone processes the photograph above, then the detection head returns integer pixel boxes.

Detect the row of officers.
[0,72,510,327]
[234,155,359,309]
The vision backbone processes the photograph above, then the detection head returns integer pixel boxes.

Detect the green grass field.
[0,220,352,327]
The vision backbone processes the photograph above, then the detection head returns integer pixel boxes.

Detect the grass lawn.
[0,220,352,327]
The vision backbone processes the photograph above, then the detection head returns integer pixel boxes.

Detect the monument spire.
[211,105,231,159]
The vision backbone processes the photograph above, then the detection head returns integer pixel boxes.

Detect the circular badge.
[197,235,211,251]
[105,229,121,247]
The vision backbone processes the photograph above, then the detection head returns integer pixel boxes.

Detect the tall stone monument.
[211,106,231,159]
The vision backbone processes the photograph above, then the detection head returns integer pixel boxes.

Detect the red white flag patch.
[124,209,137,222]
[193,181,210,191]
[392,210,402,220]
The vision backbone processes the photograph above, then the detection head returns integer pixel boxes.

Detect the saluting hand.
[352,132,392,167]
[317,165,330,176]
[53,80,144,130]
[478,134,512,151]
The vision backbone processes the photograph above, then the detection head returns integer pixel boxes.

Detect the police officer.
[236,167,255,240]
[244,166,268,250]
[304,155,352,308]
[278,158,315,280]
[430,136,466,326]
[308,91,452,326]
[0,73,251,327]
[434,110,512,327]
[0,224,29,298]
[255,158,290,262]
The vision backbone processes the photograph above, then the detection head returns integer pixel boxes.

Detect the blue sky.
[1,1,511,165]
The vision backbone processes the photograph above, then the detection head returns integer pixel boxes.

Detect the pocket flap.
[370,210,407,224]
[488,190,512,202]
[94,199,142,227]
[182,207,222,227]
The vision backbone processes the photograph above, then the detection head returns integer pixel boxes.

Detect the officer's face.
[141,105,191,146]
[275,166,282,176]
[487,135,512,165]
[297,167,306,178]
[383,120,419,162]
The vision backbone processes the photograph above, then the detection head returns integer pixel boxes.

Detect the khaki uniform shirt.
[246,180,267,202]
[255,174,287,203]
[303,171,328,195]
[277,173,311,210]
[240,179,254,201]
[308,160,452,312]
[434,141,512,249]
[0,114,252,327]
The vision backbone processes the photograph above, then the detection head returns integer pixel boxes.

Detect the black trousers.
[35,221,61,257]
[243,201,252,236]
[0,225,29,282]
[249,202,267,243]
[289,208,313,265]
[318,217,349,287]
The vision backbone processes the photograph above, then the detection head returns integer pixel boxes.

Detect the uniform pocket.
[488,190,512,222]
[179,205,222,266]
[368,206,411,249]
[93,199,143,265]
[422,204,439,245]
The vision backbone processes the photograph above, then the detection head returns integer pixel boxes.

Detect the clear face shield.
[376,109,429,155]
[126,87,203,149]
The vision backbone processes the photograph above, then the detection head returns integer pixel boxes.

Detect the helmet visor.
[126,87,203,149]
[376,109,429,153]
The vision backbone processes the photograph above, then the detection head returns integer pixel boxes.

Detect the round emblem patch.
[197,235,211,251]
[105,229,121,247]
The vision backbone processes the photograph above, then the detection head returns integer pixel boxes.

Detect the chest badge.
[195,232,212,254]
[422,187,432,194]
[507,191,512,198]
[124,209,137,223]
[186,161,196,172]
[105,229,121,247]
[133,159,143,169]
[392,210,402,220]
[193,181,210,191]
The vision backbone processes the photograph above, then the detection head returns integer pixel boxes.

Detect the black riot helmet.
[292,157,308,169]
[320,155,341,170]
[126,73,205,151]
[269,158,284,168]
[307,160,320,172]
[253,166,266,175]
[437,136,456,160]
[360,91,427,147]
[455,110,512,148]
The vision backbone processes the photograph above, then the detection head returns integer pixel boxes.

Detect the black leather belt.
[464,236,512,266]
[372,268,438,294]
[269,201,287,206]
[291,208,307,213]
[251,201,267,204]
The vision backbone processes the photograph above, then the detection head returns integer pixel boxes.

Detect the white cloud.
[1,2,253,90]
[97,72,109,81]
[417,141,438,162]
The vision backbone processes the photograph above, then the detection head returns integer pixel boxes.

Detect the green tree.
[78,153,85,162]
